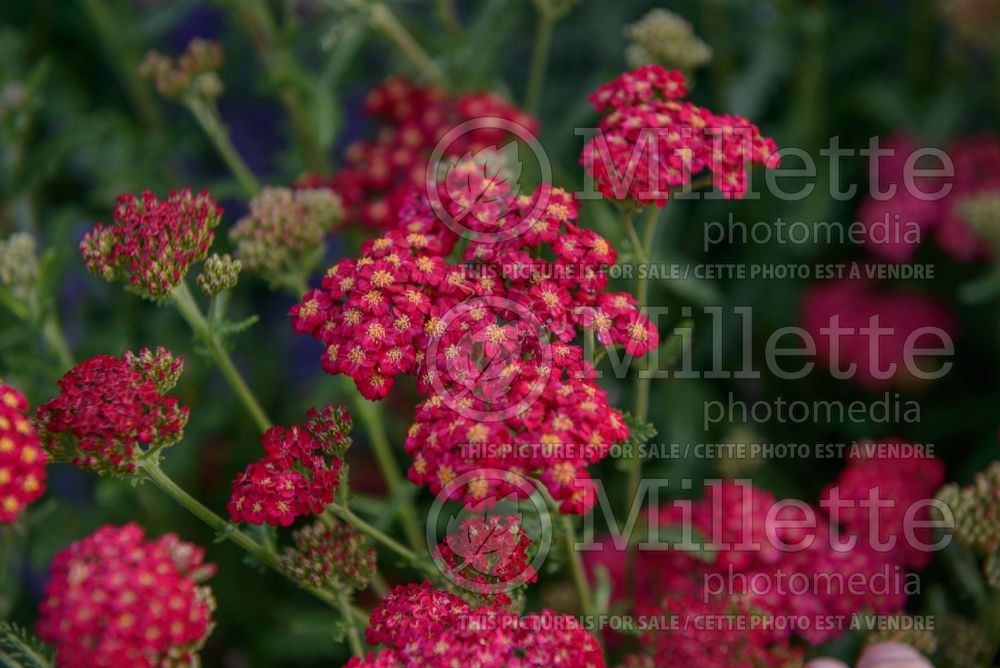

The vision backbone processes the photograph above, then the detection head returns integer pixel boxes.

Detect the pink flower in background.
[806,642,934,668]
[821,443,945,569]
[857,133,1000,262]
[588,459,941,647]
[800,278,956,391]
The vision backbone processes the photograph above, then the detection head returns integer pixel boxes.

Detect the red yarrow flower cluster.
[292,159,653,512]
[35,348,188,475]
[434,514,538,605]
[0,383,46,523]
[581,65,779,204]
[81,189,222,299]
[591,454,941,647]
[37,523,216,668]
[858,133,1000,262]
[228,405,351,526]
[821,442,945,570]
[800,277,957,391]
[297,76,536,230]
[347,582,605,668]
[631,594,802,667]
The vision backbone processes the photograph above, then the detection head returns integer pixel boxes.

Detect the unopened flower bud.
[231,187,342,293]
[624,9,712,72]
[279,521,375,591]
[197,253,241,295]
[937,461,1000,587]
[140,38,224,100]
[959,191,1000,247]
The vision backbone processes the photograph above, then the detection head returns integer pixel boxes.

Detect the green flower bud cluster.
[197,253,241,296]
[0,232,39,289]
[960,191,1000,248]
[140,38,224,100]
[231,187,342,294]
[624,9,712,73]
[279,521,375,592]
[937,461,1000,588]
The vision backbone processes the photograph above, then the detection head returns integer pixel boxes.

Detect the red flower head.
[633,594,802,668]
[35,348,189,476]
[37,523,216,668]
[581,65,779,205]
[822,443,945,570]
[81,189,222,299]
[352,582,606,668]
[433,514,538,605]
[298,77,536,231]
[292,156,659,515]
[228,405,351,526]
[0,383,46,523]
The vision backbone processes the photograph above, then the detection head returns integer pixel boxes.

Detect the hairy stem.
[170,281,273,432]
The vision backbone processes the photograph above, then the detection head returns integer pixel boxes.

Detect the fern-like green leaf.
[0,623,54,668]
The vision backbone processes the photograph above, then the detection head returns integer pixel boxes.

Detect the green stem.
[368,3,447,86]
[78,0,163,131]
[435,0,462,39]
[622,209,644,262]
[140,460,368,630]
[525,9,554,114]
[41,312,74,371]
[225,0,329,172]
[561,515,596,617]
[625,206,659,599]
[349,393,425,551]
[185,98,261,197]
[141,460,274,564]
[338,591,365,657]
[327,502,427,570]
[170,281,273,432]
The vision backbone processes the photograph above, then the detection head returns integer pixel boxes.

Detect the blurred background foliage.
[1,0,999,665]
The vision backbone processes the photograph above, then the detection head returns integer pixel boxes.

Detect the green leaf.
[0,623,54,668]
[623,412,657,445]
